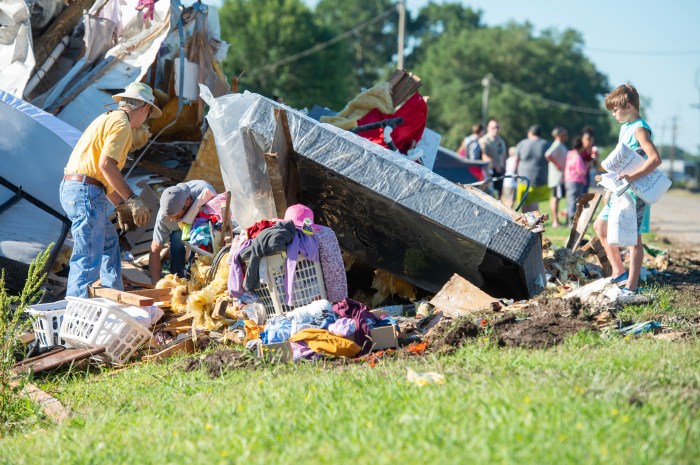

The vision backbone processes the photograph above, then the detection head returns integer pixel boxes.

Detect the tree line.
[219,0,615,149]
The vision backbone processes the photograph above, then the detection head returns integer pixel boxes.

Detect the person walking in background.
[457,123,484,160]
[478,118,507,199]
[564,137,587,223]
[501,146,518,209]
[593,83,662,297]
[581,126,598,192]
[545,126,568,227]
[515,125,551,213]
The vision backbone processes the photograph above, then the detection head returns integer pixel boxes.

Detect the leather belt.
[62,174,105,190]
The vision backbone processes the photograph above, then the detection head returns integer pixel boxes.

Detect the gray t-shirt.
[545,140,568,187]
[516,137,551,187]
[152,180,215,245]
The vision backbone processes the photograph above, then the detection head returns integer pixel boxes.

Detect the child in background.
[564,137,587,223]
[593,84,662,297]
[501,147,518,209]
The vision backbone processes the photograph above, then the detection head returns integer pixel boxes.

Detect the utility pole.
[693,68,700,155]
[481,74,492,127]
[670,116,677,181]
[397,0,406,70]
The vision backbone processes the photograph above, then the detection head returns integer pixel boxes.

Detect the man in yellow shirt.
[59,82,161,297]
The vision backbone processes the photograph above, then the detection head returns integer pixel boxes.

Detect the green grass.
[1,332,699,464]
[1,209,698,463]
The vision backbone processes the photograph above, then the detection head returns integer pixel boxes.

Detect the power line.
[489,76,608,115]
[246,7,397,76]
[587,47,700,56]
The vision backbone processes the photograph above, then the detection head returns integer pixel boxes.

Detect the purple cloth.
[333,298,381,356]
[228,238,251,297]
[284,230,319,305]
[291,341,323,361]
[316,226,347,303]
[328,318,356,337]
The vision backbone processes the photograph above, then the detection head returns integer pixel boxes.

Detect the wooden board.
[430,273,498,317]
[566,193,602,251]
[16,382,70,423]
[14,347,106,375]
[263,109,300,218]
[90,287,155,306]
[127,288,174,302]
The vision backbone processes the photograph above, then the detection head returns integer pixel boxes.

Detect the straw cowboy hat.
[112,82,162,118]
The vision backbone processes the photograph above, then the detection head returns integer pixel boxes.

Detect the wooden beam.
[91,287,155,306]
[263,109,301,218]
[566,193,602,251]
[18,383,70,423]
[220,191,232,249]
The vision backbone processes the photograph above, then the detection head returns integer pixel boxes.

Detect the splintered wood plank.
[91,287,155,306]
[20,383,70,423]
[566,193,602,251]
[14,347,107,375]
[264,109,300,218]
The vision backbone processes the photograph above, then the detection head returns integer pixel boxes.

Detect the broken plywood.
[566,193,602,252]
[430,274,498,317]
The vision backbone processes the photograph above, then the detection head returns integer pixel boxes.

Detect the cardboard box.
[257,341,292,362]
[369,325,398,351]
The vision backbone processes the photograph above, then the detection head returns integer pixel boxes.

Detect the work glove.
[127,195,152,227]
[115,201,137,232]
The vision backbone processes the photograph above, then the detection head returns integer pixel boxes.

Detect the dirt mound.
[182,349,262,377]
[428,318,480,354]
[494,314,595,349]
[528,296,588,318]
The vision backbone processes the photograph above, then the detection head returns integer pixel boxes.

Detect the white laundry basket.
[25,300,71,348]
[253,253,326,318]
[59,297,152,365]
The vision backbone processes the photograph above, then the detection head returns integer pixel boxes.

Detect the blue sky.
[208,0,700,153]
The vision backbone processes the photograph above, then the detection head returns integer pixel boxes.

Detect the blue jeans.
[169,229,186,278]
[59,180,123,297]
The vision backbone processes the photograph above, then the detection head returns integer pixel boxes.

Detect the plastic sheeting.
[0,90,79,266]
[0,1,36,97]
[204,89,546,299]
[52,0,173,130]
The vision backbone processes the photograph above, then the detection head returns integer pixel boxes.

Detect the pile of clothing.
[227,204,347,305]
[180,191,231,253]
[245,298,397,360]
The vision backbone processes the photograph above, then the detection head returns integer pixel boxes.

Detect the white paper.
[602,143,671,204]
[598,172,629,196]
[607,192,638,247]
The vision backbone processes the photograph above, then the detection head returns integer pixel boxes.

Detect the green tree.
[412,18,611,149]
[407,1,482,67]
[218,0,353,109]
[315,0,398,93]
